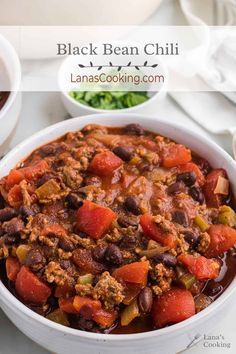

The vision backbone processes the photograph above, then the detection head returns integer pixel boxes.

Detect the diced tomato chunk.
[178,254,220,280]
[6,160,48,191]
[113,261,149,287]
[58,297,78,314]
[120,173,136,189]
[72,249,105,275]
[152,289,195,328]
[89,151,122,176]
[76,201,116,239]
[22,160,49,180]
[6,169,24,190]
[6,256,21,281]
[140,214,176,248]
[93,308,117,327]
[162,144,191,168]
[7,185,23,207]
[15,266,51,305]
[42,224,67,238]
[205,224,236,258]
[55,282,76,298]
[73,296,102,313]
[178,162,205,186]
[203,169,228,207]
[62,296,115,327]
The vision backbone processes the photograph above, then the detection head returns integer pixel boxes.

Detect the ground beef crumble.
[93,272,124,309]
[151,263,174,295]
[45,261,70,286]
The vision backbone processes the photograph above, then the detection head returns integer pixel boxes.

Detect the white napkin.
[170,0,236,136]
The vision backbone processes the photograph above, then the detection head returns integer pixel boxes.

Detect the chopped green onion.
[218,205,236,227]
[69,91,150,110]
[121,299,140,326]
[35,179,61,201]
[77,273,94,285]
[194,294,212,313]
[194,215,209,232]
[16,244,32,264]
[179,273,196,289]
[46,308,69,326]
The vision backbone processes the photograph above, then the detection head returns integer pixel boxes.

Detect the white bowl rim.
[0,34,21,120]
[0,112,236,342]
[62,89,162,113]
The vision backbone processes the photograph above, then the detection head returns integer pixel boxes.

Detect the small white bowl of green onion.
[61,89,166,117]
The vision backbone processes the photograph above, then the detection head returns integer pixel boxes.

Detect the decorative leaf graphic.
[97,66,103,70]
[78,64,85,68]
[90,61,93,67]
[135,66,140,70]
[152,64,158,68]
[127,62,131,66]
[117,66,122,72]
[109,62,113,66]
[144,61,147,66]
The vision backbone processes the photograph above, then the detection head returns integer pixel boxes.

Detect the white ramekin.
[0,114,236,354]
[60,57,167,117]
[0,34,21,156]
[61,90,166,118]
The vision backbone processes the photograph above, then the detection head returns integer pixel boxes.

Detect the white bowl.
[61,91,166,118]
[0,34,21,156]
[60,56,167,117]
[0,0,162,26]
[0,114,236,354]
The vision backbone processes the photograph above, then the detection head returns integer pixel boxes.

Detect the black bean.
[76,316,96,331]
[171,210,189,227]
[73,224,88,238]
[3,217,24,235]
[92,245,107,262]
[0,208,18,222]
[119,234,137,250]
[138,287,153,314]
[207,283,223,297]
[183,230,199,248]
[0,195,5,209]
[0,227,4,237]
[59,259,73,270]
[139,162,154,172]
[176,172,196,187]
[124,124,144,136]
[38,173,58,187]
[197,158,211,176]
[105,244,123,265]
[79,305,94,320]
[167,181,185,195]
[189,186,205,204]
[4,234,20,245]
[155,253,177,267]
[117,216,138,228]
[59,238,75,252]
[124,196,141,216]
[112,146,133,162]
[47,296,58,311]
[19,205,38,221]
[30,306,47,316]
[39,144,56,157]
[66,193,84,209]
[25,248,45,270]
